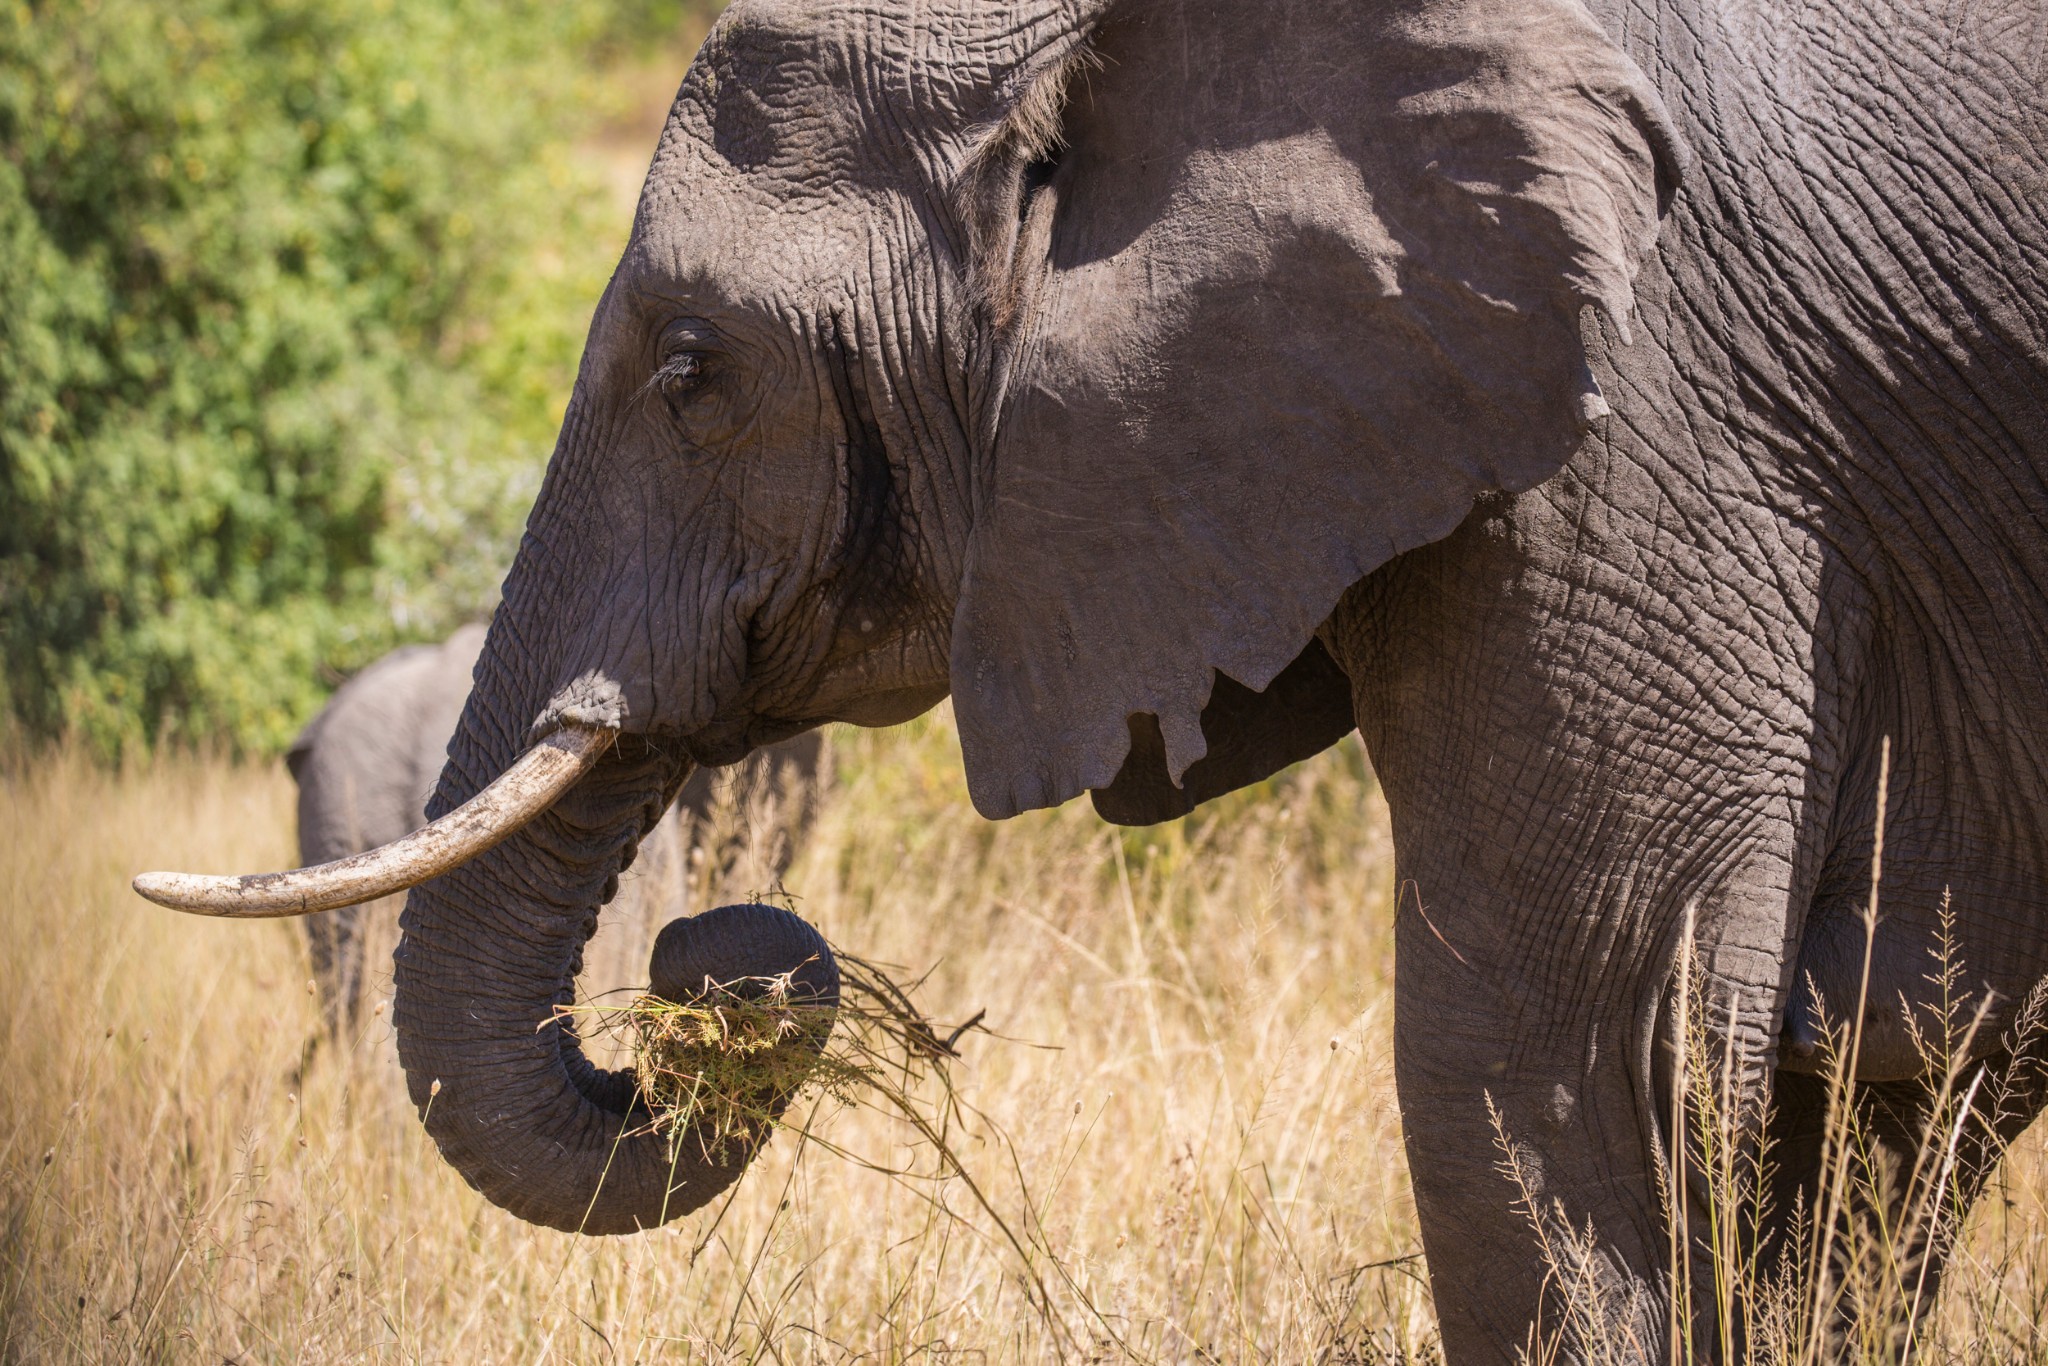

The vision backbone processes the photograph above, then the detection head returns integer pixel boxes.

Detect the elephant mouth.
[132,721,617,919]
[682,717,807,768]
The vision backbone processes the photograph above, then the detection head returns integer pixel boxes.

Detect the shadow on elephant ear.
[1090,638,1356,827]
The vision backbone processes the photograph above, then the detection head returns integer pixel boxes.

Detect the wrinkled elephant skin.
[252,1,2048,1358]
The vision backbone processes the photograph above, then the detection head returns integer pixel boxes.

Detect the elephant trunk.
[392,718,833,1234]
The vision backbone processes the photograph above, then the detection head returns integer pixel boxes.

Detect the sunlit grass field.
[0,715,1435,1362]
[9,715,2048,1362]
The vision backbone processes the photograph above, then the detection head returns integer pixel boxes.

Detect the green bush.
[0,0,707,757]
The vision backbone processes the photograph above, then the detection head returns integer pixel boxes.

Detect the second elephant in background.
[288,623,824,1038]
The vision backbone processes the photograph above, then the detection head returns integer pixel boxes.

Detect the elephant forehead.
[661,0,954,191]
[674,2,877,189]
[626,116,896,323]
[630,29,912,299]
[654,0,1095,196]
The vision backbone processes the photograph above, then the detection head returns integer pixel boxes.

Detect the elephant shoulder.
[289,629,484,807]
[411,624,488,773]
[289,649,423,785]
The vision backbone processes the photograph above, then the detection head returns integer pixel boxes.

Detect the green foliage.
[0,0,708,756]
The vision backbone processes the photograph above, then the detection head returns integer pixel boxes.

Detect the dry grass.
[0,712,1429,1363]
[1493,746,2048,1365]
[603,981,846,1165]
[9,716,2048,1363]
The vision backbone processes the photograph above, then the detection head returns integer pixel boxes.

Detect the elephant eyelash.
[639,352,706,420]
[656,353,703,394]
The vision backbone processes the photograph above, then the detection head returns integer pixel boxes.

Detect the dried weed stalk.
[1499,740,2048,1364]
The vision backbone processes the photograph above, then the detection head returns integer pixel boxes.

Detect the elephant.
[286,623,824,1040]
[133,0,2048,1358]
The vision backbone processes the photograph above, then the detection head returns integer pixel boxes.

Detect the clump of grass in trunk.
[624,975,851,1163]
[565,953,990,1169]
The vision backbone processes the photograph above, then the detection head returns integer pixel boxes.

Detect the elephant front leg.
[1390,826,1804,1365]
[1395,940,1669,1364]
[1331,493,1827,1361]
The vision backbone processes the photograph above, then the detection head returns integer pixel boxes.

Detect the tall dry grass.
[1,713,1430,1363]
[8,714,2048,1362]
[1495,749,2048,1365]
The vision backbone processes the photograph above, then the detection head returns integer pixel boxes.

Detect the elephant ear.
[946,0,1685,818]
[1090,638,1357,827]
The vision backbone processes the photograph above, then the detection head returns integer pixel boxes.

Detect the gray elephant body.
[364,0,2048,1357]
[1334,10,2048,1350]
[289,624,822,1036]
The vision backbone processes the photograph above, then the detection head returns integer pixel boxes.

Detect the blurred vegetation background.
[0,0,722,758]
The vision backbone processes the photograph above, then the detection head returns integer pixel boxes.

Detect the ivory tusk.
[132,723,616,918]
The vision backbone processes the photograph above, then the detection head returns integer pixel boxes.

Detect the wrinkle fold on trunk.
[392,731,829,1235]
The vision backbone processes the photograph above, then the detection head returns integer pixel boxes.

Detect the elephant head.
[139,0,1681,1233]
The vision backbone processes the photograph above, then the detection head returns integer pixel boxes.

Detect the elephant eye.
[653,352,705,421]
